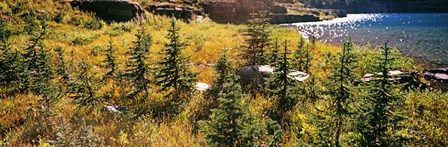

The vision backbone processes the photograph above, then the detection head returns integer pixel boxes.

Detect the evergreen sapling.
[156,18,196,104]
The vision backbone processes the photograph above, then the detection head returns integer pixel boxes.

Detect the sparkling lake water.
[285,13,448,67]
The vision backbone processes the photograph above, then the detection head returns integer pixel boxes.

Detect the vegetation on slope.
[0,0,447,146]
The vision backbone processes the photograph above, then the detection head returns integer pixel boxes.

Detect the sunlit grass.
[1,0,446,146]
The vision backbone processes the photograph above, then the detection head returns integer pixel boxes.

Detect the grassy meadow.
[0,0,447,146]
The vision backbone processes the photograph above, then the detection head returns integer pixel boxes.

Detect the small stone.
[195,82,211,91]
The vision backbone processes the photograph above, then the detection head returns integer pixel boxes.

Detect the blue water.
[285,13,448,67]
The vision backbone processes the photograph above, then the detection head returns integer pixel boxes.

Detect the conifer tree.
[267,38,280,66]
[156,18,196,101]
[125,29,152,98]
[209,50,234,99]
[0,25,18,86]
[304,36,316,74]
[200,72,282,146]
[267,40,298,123]
[33,46,54,94]
[333,40,356,146]
[242,10,271,65]
[0,23,21,97]
[317,40,357,146]
[69,61,100,109]
[103,36,118,80]
[24,10,38,35]
[19,20,49,94]
[305,44,312,74]
[200,73,245,146]
[358,43,403,146]
[54,46,69,86]
[293,36,306,71]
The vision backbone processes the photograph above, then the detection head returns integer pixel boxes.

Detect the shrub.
[84,17,103,30]
[71,33,99,45]
[53,10,66,23]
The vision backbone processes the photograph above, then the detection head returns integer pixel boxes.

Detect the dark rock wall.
[70,0,145,24]
[202,0,280,24]
[146,4,202,22]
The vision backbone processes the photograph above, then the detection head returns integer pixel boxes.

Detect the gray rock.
[103,105,125,113]
[424,68,448,91]
[236,65,309,91]
[287,71,309,81]
[361,70,426,90]
[361,70,404,82]
[236,65,273,92]
[195,82,211,91]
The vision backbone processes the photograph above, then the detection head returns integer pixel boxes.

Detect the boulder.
[236,65,309,91]
[236,65,273,91]
[424,68,448,91]
[70,0,145,24]
[361,70,426,90]
[361,70,404,82]
[287,71,309,82]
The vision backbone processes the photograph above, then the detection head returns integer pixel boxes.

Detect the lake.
[284,13,448,67]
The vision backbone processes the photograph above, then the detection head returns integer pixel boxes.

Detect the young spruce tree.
[103,36,118,80]
[293,36,306,71]
[69,61,100,110]
[125,29,152,98]
[199,70,245,146]
[267,40,298,123]
[267,38,280,66]
[242,10,271,65]
[156,18,196,103]
[209,50,233,99]
[0,23,19,88]
[54,46,70,88]
[317,40,357,146]
[358,43,403,146]
[19,19,51,94]
[199,71,282,146]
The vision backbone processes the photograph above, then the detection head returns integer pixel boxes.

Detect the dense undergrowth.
[0,0,447,146]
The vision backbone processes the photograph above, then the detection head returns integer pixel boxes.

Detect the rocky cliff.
[146,4,203,22]
[69,0,327,24]
[202,0,321,24]
[70,0,145,24]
